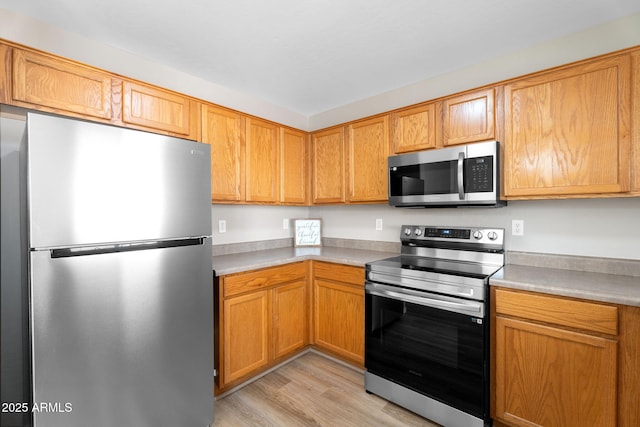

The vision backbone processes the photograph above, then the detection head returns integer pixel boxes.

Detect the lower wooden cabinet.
[311,261,365,366]
[223,290,270,384]
[215,260,366,393]
[492,288,620,427]
[216,262,308,390]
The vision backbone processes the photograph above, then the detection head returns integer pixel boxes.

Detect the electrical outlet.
[283,218,289,230]
[512,219,524,236]
[375,218,383,231]
[218,220,227,233]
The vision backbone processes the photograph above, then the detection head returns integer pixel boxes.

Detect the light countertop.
[212,246,397,276]
[212,245,640,307]
[490,264,640,307]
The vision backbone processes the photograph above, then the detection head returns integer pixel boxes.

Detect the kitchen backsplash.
[212,197,640,261]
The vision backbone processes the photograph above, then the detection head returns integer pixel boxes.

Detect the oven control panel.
[401,225,504,246]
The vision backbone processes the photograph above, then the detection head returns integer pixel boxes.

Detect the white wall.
[2,8,639,131]
[310,13,640,129]
[311,198,640,260]
[0,9,310,131]
[211,205,309,245]
[210,198,640,261]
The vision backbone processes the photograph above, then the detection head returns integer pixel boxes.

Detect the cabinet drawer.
[495,288,618,335]
[312,261,363,286]
[223,262,306,297]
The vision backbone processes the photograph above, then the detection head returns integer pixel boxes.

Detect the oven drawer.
[494,288,618,335]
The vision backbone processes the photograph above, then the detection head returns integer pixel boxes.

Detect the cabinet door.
[495,316,617,427]
[246,118,279,203]
[272,280,308,359]
[201,105,245,202]
[280,128,308,204]
[391,103,438,153]
[122,80,195,137]
[504,55,631,196]
[223,290,269,384]
[632,51,640,192]
[12,49,112,119]
[0,43,11,104]
[347,116,390,203]
[313,279,364,365]
[311,127,346,204]
[443,88,495,146]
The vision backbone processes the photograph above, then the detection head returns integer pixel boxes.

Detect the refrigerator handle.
[50,237,206,258]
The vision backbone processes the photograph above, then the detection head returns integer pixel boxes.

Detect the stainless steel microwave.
[388,140,506,208]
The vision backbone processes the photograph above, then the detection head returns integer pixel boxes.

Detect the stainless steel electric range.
[365,225,505,427]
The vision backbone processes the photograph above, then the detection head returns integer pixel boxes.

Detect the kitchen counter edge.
[213,246,397,276]
[490,264,640,307]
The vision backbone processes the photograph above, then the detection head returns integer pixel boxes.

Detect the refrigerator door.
[27,112,211,248]
[30,238,213,427]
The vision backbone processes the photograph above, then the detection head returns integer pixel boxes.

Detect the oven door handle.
[367,271,478,299]
[366,282,484,317]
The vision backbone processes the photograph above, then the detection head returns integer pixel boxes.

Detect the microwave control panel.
[465,156,493,193]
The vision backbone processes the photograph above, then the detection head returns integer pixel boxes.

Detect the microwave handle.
[457,151,465,200]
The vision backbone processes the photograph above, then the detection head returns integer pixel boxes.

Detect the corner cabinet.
[216,263,309,391]
[311,127,346,204]
[504,54,631,197]
[347,115,390,203]
[492,288,618,427]
[245,118,280,203]
[312,261,365,366]
[280,128,308,204]
[632,51,640,192]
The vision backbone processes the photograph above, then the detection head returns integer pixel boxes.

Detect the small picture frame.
[294,219,322,247]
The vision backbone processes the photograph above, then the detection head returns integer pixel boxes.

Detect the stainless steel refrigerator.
[1,108,214,427]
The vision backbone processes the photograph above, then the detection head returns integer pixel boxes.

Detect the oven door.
[365,281,489,419]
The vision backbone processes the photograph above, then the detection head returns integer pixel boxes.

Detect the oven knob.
[473,231,483,240]
[414,228,423,236]
[404,228,412,236]
[488,231,498,240]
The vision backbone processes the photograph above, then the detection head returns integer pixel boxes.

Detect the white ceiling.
[1,0,640,117]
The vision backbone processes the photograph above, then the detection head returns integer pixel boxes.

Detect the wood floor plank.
[213,351,439,426]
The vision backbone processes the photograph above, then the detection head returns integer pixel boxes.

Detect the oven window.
[365,292,487,418]
[389,160,458,196]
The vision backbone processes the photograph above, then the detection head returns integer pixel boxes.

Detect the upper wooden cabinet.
[632,51,640,192]
[391,103,438,153]
[120,80,198,138]
[311,127,346,204]
[245,118,280,203]
[11,48,113,120]
[443,88,495,146]
[201,104,245,202]
[280,128,308,204]
[504,54,631,197]
[347,115,390,202]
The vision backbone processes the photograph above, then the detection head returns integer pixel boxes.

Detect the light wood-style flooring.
[213,351,439,426]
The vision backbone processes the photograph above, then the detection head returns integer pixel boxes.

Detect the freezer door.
[30,238,213,427]
[27,112,211,248]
